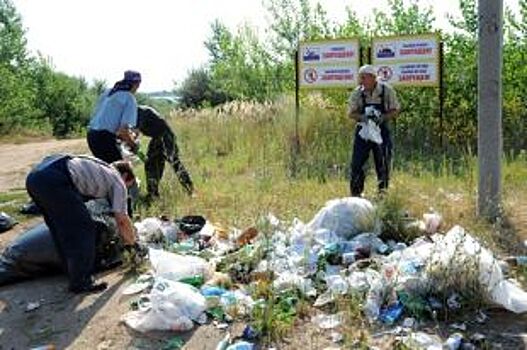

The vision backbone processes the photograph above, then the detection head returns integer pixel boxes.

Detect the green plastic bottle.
[179,275,204,288]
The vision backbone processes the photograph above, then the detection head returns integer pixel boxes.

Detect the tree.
[205,20,285,102]
[0,0,29,69]
[32,57,95,137]
[0,0,38,134]
[177,67,228,108]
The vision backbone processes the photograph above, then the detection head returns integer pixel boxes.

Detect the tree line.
[2,0,527,156]
[177,0,527,156]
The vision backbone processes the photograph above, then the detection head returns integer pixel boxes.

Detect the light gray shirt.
[67,156,128,214]
[88,89,138,133]
[348,80,400,114]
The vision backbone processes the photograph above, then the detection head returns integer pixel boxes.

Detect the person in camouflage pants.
[136,106,194,199]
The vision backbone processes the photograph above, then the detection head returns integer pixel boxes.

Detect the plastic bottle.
[379,301,404,324]
[342,252,356,265]
[215,333,231,350]
[226,341,254,350]
[201,286,227,297]
[179,275,204,288]
[242,325,259,340]
[444,333,463,350]
[505,256,527,266]
[364,292,381,321]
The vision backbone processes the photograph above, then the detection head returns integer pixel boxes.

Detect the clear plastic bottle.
[363,291,381,321]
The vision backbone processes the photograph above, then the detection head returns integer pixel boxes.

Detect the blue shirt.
[88,89,138,133]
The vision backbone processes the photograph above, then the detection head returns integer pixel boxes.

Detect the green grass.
[130,101,527,259]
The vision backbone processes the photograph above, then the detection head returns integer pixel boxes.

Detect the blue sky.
[11,0,519,92]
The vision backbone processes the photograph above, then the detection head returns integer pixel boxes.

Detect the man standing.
[348,65,400,196]
[136,105,194,199]
[87,70,142,163]
[26,155,138,293]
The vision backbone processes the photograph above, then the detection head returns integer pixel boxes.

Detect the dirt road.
[0,138,229,349]
[0,139,87,192]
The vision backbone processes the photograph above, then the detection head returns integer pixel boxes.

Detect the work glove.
[123,242,148,266]
[125,242,148,256]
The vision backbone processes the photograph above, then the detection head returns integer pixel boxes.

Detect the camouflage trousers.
[144,130,194,197]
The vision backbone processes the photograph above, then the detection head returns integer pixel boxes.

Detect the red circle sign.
[377,66,393,81]
[304,68,318,83]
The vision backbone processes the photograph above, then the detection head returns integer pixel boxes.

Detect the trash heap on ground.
[119,197,527,349]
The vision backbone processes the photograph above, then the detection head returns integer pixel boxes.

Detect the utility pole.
[477,0,503,219]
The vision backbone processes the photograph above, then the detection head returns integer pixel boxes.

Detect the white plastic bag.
[425,226,527,313]
[149,248,213,281]
[306,197,377,239]
[134,217,164,242]
[358,119,382,144]
[122,278,206,332]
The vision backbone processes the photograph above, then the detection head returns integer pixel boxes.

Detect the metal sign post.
[439,41,444,150]
[293,50,300,177]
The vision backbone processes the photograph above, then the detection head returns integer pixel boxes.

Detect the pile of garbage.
[120,197,527,348]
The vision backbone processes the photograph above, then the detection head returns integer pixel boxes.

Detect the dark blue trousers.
[87,129,122,164]
[25,157,97,290]
[350,125,392,196]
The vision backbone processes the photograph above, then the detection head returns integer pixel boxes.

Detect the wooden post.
[477,0,503,219]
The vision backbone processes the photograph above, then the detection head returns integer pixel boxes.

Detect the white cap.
[358,65,377,77]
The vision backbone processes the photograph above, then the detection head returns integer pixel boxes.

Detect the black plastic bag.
[0,212,17,233]
[0,222,61,285]
[0,206,123,287]
[176,215,206,235]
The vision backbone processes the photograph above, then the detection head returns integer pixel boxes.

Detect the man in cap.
[87,70,142,164]
[347,64,400,196]
[25,154,139,293]
[135,105,194,200]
